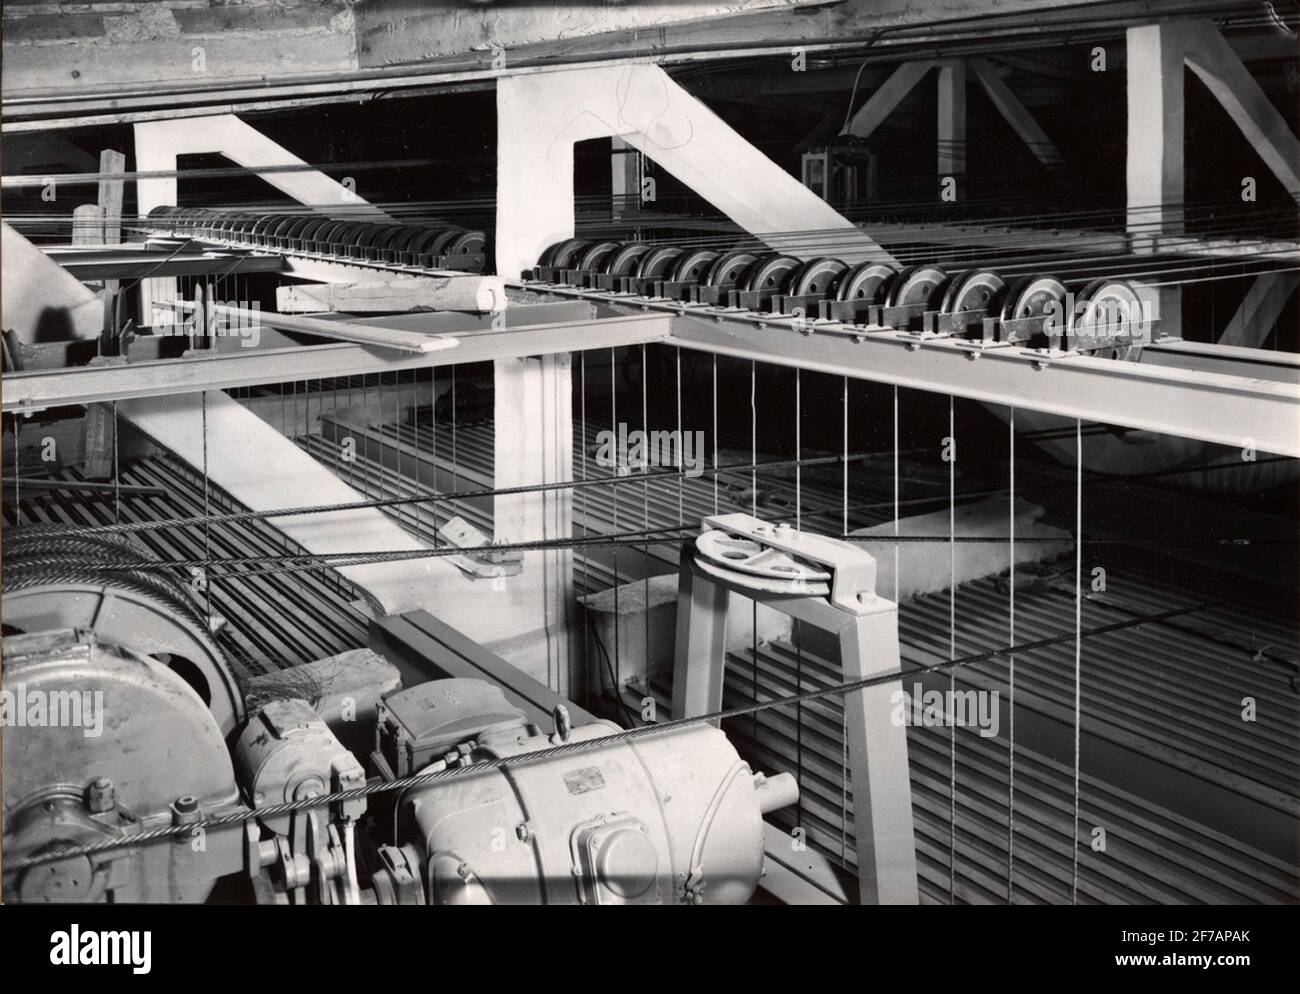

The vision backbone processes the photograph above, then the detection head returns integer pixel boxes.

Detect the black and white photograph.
[0,0,1296,954]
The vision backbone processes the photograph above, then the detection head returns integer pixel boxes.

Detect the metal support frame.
[0,313,671,412]
[8,296,1298,458]
[671,514,918,905]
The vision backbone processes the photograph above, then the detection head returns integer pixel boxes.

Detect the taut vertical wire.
[948,393,957,903]
[643,345,651,700]
[450,367,458,493]
[610,347,620,697]
[580,352,590,706]
[750,361,759,753]
[202,389,212,627]
[795,368,803,829]
[1008,406,1016,904]
[842,374,850,866]
[712,357,719,514]
[11,413,20,525]
[430,368,438,549]
[676,347,684,527]
[893,386,899,604]
[112,400,121,524]
[1071,417,1083,904]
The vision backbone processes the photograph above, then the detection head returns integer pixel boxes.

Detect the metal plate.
[695,555,831,597]
[695,528,831,583]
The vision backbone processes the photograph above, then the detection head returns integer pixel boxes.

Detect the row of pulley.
[147,206,486,273]
[530,239,1150,354]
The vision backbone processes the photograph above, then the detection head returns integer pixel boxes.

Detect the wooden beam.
[493,355,575,693]
[495,64,895,279]
[1126,22,1185,249]
[937,60,967,179]
[275,276,506,315]
[1219,272,1300,348]
[969,57,1065,169]
[70,204,103,246]
[133,114,385,217]
[844,60,934,141]
[97,149,125,246]
[1182,20,1300,203]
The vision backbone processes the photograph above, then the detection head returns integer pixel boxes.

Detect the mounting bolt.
[86,777,115,814]
[516,822,531,842]
[171,795,200,827]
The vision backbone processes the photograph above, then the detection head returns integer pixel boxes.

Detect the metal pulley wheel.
[790,257,849,298]
[742,254,802,293]
[669,249,720,284]
[450,230,486,257]
[1070,278,1145,346]
[2,531,243,736]
[940,270,1008,315]
[1002,274,1068,323]
[836,262,898,302]
[694,527,831,595]
[577,241,621,271]
[604,242,652,275]
[634,245,684,281]
[540,238,591,269]
[886,265,948,308]
[705,250,760,286]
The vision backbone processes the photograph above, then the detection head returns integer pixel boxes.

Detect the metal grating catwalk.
[307,389,1299,905]
[7,381,1292,905]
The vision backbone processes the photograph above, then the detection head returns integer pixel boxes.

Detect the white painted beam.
[118,391,556,666]
[0,222,101,343]
[1183,19,1300,203]
[937,60,967,180]
[1126,23,1186,248]
[968,58,1064,169]
[133,114,385,216]
[496,64,895,280]
[843,60,935,141]
[1219,272,1300,348]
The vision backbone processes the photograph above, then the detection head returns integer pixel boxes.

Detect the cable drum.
[2,530,243,735]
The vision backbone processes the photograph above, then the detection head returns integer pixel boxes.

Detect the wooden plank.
[276,275,505,315]
[96,149,125,246]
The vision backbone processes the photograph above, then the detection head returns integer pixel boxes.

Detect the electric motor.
[371,678,797,905]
